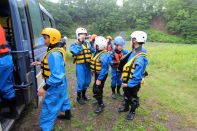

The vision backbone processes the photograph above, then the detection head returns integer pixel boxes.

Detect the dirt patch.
[151,16,167,32]
[13,104,40,131]
[145,97,197,131]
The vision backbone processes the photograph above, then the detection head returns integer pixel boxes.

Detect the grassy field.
[15,41,197,131]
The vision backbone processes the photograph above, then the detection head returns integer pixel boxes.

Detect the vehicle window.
[16,0,27,40]
[26,0,44,48]
[42,12,52,28]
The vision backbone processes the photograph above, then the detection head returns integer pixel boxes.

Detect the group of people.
[0,23,148,131]
[36,27,148,130]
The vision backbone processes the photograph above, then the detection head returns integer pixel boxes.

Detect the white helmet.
[130,31,147,43]
[76,27,87,39]
[95,36,108,50]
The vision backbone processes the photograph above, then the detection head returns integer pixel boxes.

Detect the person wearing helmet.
[58,36,68,51]
[0,24,18,119]
[118,31,148,120]
[90,36,110,113]
[70,27,95,105]
[110,36,128,99]
[106,35,113,51]
[36,28,71,130]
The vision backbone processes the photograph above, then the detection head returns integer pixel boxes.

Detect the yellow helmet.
[41,28,61,45]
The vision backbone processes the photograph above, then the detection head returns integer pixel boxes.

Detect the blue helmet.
[114,36,125,46]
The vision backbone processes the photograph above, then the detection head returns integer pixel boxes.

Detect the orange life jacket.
[112,51,123,68]
[0,25,9,54]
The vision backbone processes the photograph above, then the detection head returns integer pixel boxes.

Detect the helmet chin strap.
[78,36,85,43]
[48,43,58,51]
[96,45,101,53]
[132,42,135,50]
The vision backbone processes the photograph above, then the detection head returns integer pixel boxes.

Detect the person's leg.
[40,86,67,131]
[111,68,117,99]
[117,71,123,96]
[92,73,98,104]
[76,64,86,105]
[0,55,18,119]
[58,80,72,120]
[118,87,130,112]
[94,74,108,113]
[83,64,91,100]
[127,84,141,120]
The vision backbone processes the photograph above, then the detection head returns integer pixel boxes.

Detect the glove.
[93,84,101,94]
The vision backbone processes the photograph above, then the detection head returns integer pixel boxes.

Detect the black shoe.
[77,92,85,105]
[111,93,116,99]
[58,110,71,120]
[5,98,19,119]
[118,105,129,112]
[126,112,135,120]
[94,104,105,114]
[82,89,88,101]
[5,110,19,119]
[77,97,86,105]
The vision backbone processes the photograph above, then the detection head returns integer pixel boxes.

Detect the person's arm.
[123,49,129,55]
[69,43,82,56]
[109,52,114,66]
[127,57,145,88]
[97,53,109,81]
[45,52,65,90]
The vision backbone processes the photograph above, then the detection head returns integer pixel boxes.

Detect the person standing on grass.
[110,36,128,99]
[118,31,148,120]
[70,27,95,105]
[32,28,71,131]
[90,36,110,114]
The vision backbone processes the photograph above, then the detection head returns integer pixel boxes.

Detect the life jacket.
[0,25,9,54]
[90,50,106,73]
[75,43,92,64]
[41,47,66,79]
[121,52,146,83]
[112,51,124,68]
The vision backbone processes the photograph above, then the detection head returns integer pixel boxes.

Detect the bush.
[124,28,185,43]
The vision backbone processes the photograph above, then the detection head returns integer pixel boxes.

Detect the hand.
[89,36,93,42]
[96,80,101,85]
[122,83,128,88]
[31,61,41,66]
[37,87,46,96]
[141,78,145,86]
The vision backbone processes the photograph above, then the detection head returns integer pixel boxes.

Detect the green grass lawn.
[59,41,197,130]
[15,41,197,131]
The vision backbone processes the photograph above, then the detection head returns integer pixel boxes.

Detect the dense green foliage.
[41,0,197,43]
